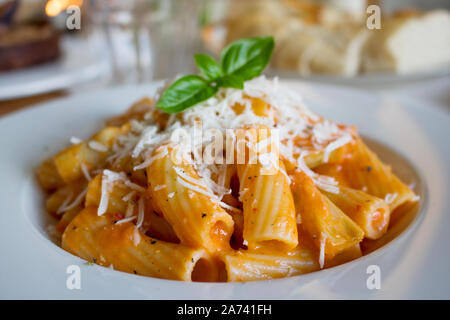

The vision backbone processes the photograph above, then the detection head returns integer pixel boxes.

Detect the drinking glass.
[88,0,205,84]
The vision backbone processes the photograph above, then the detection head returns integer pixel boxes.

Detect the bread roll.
[362,10,450,73]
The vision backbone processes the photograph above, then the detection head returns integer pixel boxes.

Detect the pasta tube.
[55,205,83,234]
[36,158,64,191]
[341,139,417,211]
[283,141,354,173]
[238,160,298,251]
[62,206,112,262]
[322,186,390,240]
[237,125,298,251]
[46,180,87,217]
[85,174,139,215]
[54,126,123,183]
[85,173,178,243]
[324,244,362,268]
[291,171,364,261]
[313,162,351,187]
[147,144,234,252]
[62,206,213,281]
[221,247,319,281]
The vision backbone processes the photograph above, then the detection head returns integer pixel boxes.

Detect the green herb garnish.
[156,36,275,114]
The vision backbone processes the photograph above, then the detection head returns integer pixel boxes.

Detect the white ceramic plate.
[0,36,108,101]
[0,80,449,299]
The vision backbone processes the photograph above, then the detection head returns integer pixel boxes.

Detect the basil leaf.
[194,54,222,81]
[218,74,244,89]
[220,36,274,80]
[156,75,218,114]
[155,36,276,114]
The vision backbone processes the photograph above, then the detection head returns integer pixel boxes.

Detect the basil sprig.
[156,36,275,114]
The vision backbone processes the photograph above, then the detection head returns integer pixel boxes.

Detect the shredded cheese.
[57,188,88,214]
[136,197,145,229]
[70,136,82,144]
[88,141,109,152]
[219,201,242,213]
[125,201,135,218]
[98,169,145,216]
[115,216,136,225]
[81,163,92,181]
[122,191,136,202]
[153,185,166,191]
[319,233,326,269]
[101,76,353,206]
[297,153,339,194]
[56,191,74,215]
[323,134,352,163]
[176,177,216,199]
[384,193,398,204]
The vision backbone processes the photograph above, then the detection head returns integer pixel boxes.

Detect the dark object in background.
[0,1,61,72]
[0,0,19,25]
[0,21,60,72]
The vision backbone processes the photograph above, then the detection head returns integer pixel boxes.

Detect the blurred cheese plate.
[203,0,450,84]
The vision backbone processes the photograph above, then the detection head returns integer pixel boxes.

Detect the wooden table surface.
[0,91,68,118]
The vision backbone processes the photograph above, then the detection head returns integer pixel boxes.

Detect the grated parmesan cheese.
[319,233,326,269]
[136,197,145,229]
[176,177,216,199]
[56,191,74,215]
[88,141,109,152]
[125,201,135,218]
[122,190,136,202]
[98,169,145,216]
[384,193,398,204]
[57,188,87,214]
[297,152,339,194]
[70,136,82,144]
[323,134,352,163]
[115,215,136,225]
[153,185,166,191]
[102,76,353,204]
[219,201,242,213]
[81,163,92,181]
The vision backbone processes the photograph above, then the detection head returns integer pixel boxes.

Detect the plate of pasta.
[1,38,449,299]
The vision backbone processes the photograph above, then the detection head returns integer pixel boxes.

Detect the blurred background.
[0,0,448,115]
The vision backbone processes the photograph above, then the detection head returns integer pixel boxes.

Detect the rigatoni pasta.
[339,138,418,211]
[222,247,319,282]
[37,76,419,282]
[291,171,364,264]
[147,144,234,253]
[62,207,210,281]
[321,186,390,240]
[237,125,298,251]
